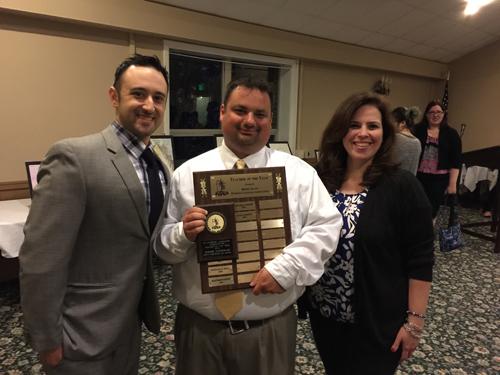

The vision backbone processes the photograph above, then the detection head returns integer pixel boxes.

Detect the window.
[162,41,299,164]
[169,53,222,130]
[231,62,280,129]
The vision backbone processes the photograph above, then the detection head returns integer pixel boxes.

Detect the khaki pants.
[174,304,297,375]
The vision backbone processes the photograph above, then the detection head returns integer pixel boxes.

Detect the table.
[0,199,30,281]
[460,146,499,253]
[0,199,30,258]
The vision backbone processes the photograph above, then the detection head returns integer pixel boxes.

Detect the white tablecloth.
[460,164,498,192]
[0,199,30,258]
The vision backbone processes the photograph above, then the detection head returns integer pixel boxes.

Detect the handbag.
[438,194,464,252]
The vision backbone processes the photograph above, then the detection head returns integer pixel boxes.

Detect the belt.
[178,304,293,335]
[214,319,265,335]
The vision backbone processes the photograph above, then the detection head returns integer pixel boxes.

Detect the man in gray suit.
[19,54,170,374]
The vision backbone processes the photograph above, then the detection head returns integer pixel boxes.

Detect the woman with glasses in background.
[414,100,462,221]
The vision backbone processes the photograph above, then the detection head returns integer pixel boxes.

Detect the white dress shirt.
[155,142,342,320]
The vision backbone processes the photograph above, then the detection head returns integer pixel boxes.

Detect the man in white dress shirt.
[155,77,341,375]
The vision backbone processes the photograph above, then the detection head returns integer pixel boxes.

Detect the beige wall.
[0,15,130,181]
[0,1,450,182]
[1,0,446,78]
[449,40,500,152]
[298,61,441,152]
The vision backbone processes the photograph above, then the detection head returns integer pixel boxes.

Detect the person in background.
[155,77,342,375]
[20,54,170,374]
[306,92,434,374]
[392,106,421,175]
[414,100,462,220]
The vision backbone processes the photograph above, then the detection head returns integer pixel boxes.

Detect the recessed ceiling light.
[464,0,495,16]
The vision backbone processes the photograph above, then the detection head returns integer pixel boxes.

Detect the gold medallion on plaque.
[197,203,237,263]
[206,212,226,234]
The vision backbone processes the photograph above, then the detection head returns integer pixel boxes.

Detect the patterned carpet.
[0,207,498,374]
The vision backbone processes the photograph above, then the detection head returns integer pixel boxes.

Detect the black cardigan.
[414,123,462,170]
[352,169,434,352]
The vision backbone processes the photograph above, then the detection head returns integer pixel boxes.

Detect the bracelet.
[403,323,422,339]
[407,310,426,319]
[406,321,423,332]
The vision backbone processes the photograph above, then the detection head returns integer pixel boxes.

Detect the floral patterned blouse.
[308,189,368,323]
[417,135,449,175]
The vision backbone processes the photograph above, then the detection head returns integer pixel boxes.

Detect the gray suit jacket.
[20,125,170,360]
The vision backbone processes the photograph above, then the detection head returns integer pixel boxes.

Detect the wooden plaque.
[194,167,292,293]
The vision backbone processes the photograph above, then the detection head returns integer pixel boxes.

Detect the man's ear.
[219,103,225,123]
[108,86,119,108]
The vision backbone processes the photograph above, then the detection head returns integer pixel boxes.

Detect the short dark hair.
[317,92,397,192]
[223,77,272,107]
[392,106,408,124]
[392,106,420,133]
[113,54,169,93]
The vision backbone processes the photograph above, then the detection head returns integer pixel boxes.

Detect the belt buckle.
[228,320,250,335]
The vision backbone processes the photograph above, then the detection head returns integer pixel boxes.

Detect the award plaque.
[194,167,292,294]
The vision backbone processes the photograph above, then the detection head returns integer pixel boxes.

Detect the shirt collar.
[219,139,268,169]
[111,121,149,159]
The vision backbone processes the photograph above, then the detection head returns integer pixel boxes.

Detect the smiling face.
[342,104,383,168]
[109,65,168,144]
[426,104,445,127]
[220,86,272,158]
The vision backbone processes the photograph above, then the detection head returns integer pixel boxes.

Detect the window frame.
[162,40,299,152]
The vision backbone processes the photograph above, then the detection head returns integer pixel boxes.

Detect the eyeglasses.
[427,111,444,115]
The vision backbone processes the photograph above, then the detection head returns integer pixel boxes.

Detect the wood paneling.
[0,181,29,201]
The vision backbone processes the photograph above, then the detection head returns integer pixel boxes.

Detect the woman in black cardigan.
[414,100,462,219]
[307,92,434,375]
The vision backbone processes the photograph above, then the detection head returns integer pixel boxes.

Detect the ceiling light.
[464,0,495,16]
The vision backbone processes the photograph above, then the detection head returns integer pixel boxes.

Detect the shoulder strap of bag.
[447,193,457,227]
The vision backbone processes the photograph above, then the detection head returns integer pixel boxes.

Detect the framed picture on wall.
[214,135,224,147]
[268,141,292,154]
[151,135,174,169]
[25,161,41,197]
